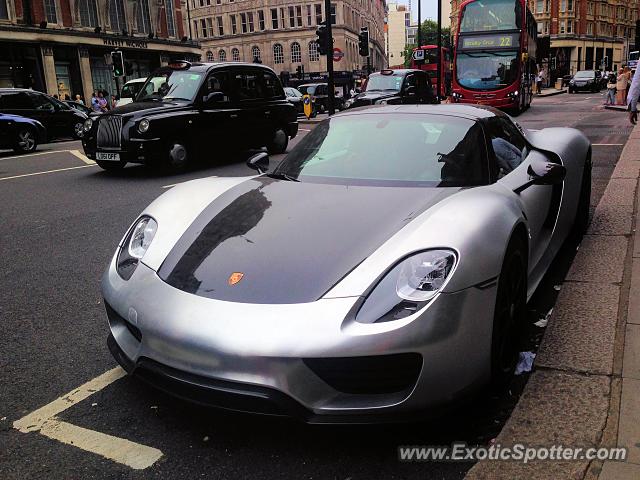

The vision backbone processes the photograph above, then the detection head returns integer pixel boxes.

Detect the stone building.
[189,0,387,82]
[385,1,410,68]
[0,0,200,101]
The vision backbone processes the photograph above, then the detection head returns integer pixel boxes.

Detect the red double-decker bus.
[451,0,537,113]
[410,45,451,98]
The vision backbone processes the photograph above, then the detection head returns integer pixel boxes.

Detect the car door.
[26,92,60,137]
[415,71,435,104]
[231,67,270,148]
[198,69,240,151]
[493,117,557,270]
[0,91,40,125]
[260,70,287,140]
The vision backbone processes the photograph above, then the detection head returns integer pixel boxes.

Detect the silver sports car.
[103,105,591,422]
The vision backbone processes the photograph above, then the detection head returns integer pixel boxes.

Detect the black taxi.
[81,61,298,171]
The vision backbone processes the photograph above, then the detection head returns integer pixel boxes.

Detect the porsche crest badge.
[228,272,244,285]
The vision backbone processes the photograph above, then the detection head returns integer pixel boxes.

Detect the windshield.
[136,70,203,102]
[456,50,519,90]
[298,85,316,95]
[285,87,302,97]
[365,74,404,92]
[459,0,521,33]
[574,71,595,79]
[122,81,145,99]
[273,114,489,187]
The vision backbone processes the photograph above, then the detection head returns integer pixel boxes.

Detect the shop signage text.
[103,38,149,49]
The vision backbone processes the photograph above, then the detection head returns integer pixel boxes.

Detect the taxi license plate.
[96,152,120,161]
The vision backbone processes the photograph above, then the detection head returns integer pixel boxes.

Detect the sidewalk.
[466,125,640,479]
[537,87,567,97]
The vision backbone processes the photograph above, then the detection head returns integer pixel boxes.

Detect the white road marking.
[0,149,71,161]
[13,366,164,470]
[0,164,96,181]
[592,143,624,146]
[69,149,96,164]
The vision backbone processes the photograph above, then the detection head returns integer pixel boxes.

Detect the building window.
[536,0,543,13]
[280,7,286,28]
[258,10,265,30]
[206,51,214,61]
[307,5,312,26]
[248,12,254,32]
[567,20,573,34]
[219,49,226,61]
[0,0,8,20]
[231,15,237,34]
[271,8,278,29]
[232,47,240,61]
[240,13,247,33]
[296,6,302,26]
[193,20,198,38]
[43,0,58,23]
[251,45,261,62]
[288,6,295,27]
[315,4,322,25]
[200,19,207,37]
[109,0,126,31]
[291,42,302,63]
[309,41,319,61]
[559,20,565,34]
[135,0,151,33]
[166,0,176,37]
[273,43,284,64]
[568,0,573,11]
[207,17,214,36]
[560,0,565,12]
[217,16,224,35]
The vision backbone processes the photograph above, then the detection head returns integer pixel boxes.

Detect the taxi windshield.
[365,74,404,92]
[136,70,203,102]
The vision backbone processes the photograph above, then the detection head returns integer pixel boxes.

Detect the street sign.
[303,94,313,119]
[412,49,424,61]
[333,48,344,62]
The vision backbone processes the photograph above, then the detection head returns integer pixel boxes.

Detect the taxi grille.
[97,115,122,149]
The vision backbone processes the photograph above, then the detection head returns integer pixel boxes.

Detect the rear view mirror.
[246,152,269,174]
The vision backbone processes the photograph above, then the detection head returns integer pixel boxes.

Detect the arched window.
[232,48,240,61]
[290,42,302,63]
[273,43,284,64]
[308,41,319,62]
[206,51,214,62]
[251,46,261,62]
[218,49,226,61]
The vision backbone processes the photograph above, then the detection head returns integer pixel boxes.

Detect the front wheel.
[163,142,189,173]
[96,160,127,171]
[73,121,84,139]
[266,128,289,155]
[13,127,38,153]
[491,236,527,388]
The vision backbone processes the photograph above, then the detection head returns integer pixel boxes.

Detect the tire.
[491,235,527,388]
[96,160,126,171]
[266,128,289,155]
[571,149,592,238]
[73,121,84,139]
[164,142,189,172]
[13,127,38,153]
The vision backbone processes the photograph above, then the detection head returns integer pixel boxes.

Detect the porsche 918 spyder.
[103,104,591,423]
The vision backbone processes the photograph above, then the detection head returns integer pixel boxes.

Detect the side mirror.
[514,158,566,194]
[202,91,224,105]
[246,152,269,174]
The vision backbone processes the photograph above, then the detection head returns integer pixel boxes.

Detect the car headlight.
[569,80,575,84]
[354,250,457,324]
[138,119,150,133]
[116,216,158,280]
[83,118,93,132]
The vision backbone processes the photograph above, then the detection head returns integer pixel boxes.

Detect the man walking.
[628,69,639,124]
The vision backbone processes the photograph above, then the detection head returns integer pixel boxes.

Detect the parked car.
[82,61,298,171]
[298,83,344,112]
[568,70,601,93]
[102,104,591,422]
[0,113,46,153]
[64,100,93,115]
[284,87,304,115]
[348,69,437,108]
[115,78,147,108]
[0,88,87,140]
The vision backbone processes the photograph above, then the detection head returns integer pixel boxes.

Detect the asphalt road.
[0,94,633,480]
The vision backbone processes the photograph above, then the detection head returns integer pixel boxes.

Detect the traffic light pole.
[437,0,442,102]
[324,0,335,115]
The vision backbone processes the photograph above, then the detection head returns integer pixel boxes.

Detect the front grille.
[473,93,496,99]
[97,115,122,149]
[304,353,422,394]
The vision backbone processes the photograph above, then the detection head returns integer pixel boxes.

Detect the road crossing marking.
[13,366,164,470]
[592,143,624,146]
[0,149,73,161]
[0,164,97,181]
[69,149,96,164]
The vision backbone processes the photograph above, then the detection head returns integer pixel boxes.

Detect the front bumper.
[103,258,497,422]
[82,136,164,164]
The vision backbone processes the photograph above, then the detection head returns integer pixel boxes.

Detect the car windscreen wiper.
[267,172,300,182]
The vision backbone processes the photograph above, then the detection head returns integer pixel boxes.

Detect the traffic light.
[316,24,328,55]
[358,27,369,57]
[111,51,124,77]
[296,65,304,80]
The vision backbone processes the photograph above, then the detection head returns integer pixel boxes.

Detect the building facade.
[450,0,639,76]
[385,1,409,68]
[0,0,200,102]
[189,0,387,83]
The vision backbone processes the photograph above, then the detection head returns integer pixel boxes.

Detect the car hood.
[352,91,398,106]
[109,100,186,116]
[157,177,461,304]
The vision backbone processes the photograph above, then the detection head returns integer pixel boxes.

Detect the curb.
[465,125,640,479]
[538,89,567,97]
[604,105,629,112]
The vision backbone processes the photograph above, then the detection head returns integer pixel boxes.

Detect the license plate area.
[96,152,120,161]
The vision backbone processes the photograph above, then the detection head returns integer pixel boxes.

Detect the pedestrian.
[101,90,110,110]
[624,66,632,104]
[605,73,616,106]
[53,93,59,99]
[628,68,640,124]
[616,68,627,105]
[97,91,108,112]
[74,94,84,105]
[540,67,547,89]
[535,71,542,94]
[90,92,101,112]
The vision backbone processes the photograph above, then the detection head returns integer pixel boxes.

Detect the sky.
[411,0,441,22]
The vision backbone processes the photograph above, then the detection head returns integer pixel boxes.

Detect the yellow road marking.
[13,366,164,470]
[0,164,96,181]
[69,149,96,164]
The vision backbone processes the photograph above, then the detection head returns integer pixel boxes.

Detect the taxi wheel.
[165,142,189,172]
[267,128,288,155]
[96,160,126,171]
